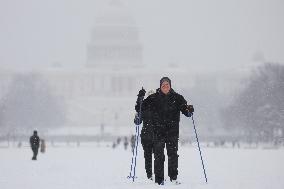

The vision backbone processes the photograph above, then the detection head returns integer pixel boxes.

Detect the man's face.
[161,81,171,95]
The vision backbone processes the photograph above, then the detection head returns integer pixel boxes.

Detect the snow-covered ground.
[0,143,283,189]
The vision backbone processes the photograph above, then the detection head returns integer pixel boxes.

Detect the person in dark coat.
[150,77,194,185]
[134,89,157,180]
[30,130,40,160]
[123,136,129,150]
[130,134,136,153]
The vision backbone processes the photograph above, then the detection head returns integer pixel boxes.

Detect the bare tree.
[0,73,66,134]
[222,63,284,140]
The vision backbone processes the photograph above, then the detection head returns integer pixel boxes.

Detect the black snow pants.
[32,147,39,160]
[141,137,154,178]
[153,126,179,184]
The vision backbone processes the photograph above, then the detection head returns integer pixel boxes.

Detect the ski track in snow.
[0,143,283,189]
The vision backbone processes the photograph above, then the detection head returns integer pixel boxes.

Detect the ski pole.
[127,123,139,179]
[127,91,144,180]
[191,114,208,183]
[132,121,140,181]
[132,96,143,182]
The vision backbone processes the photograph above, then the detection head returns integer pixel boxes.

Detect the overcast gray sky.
[0,0,284,71]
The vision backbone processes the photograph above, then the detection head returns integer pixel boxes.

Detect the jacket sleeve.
[135,96,151,113]
[135,97,143,112]
[178,94,189,116]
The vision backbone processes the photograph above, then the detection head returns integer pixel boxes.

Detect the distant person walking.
[123,136,129,150]
[30,130,40,160]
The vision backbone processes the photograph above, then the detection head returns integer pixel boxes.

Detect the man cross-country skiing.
[136,77,194,185]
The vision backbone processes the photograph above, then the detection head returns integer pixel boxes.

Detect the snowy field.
[0,143,284,189]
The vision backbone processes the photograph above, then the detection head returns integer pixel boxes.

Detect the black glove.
[137,88,146,98]
[185,111,192,117]
[187,105,194,113]
[134,113,142,125]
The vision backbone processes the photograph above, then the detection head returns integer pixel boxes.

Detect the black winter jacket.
[30,135,40,149]
[154,89,189,124]
[135,94,157,140]
[136,88,189,138]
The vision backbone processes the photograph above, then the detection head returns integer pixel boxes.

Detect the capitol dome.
[86,1,143,69]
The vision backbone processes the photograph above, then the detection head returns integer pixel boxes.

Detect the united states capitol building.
[0,2,243,137]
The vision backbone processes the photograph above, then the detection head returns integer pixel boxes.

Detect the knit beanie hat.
[160,77,171,87]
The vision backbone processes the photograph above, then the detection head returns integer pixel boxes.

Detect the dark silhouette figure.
[123,136,129,150]
[30,130,40,160]
[130,135,135,153]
